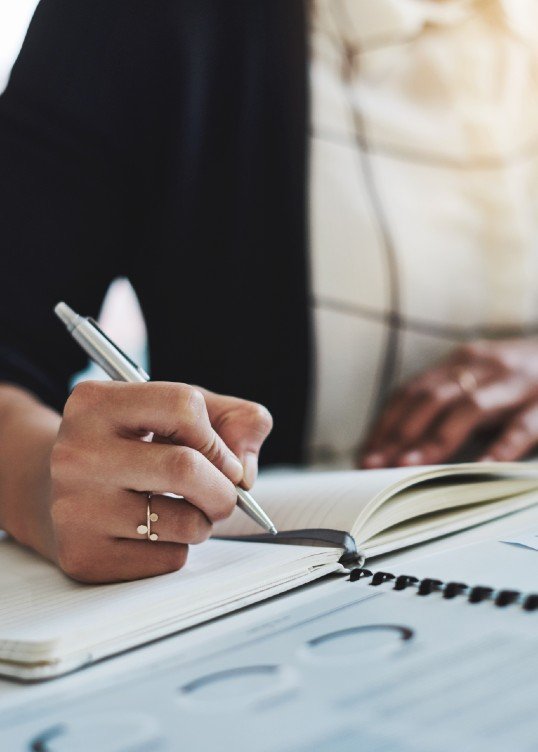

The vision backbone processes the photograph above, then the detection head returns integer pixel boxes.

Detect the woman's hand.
[0,381,272,583]
[360,339,538,469]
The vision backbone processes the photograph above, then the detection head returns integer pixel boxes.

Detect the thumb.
[200,389,273,489]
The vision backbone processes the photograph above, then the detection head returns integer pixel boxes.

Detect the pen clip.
[86,318,148,378]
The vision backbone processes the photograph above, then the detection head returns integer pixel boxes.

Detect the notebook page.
[0,536,337,662]
[363,488,538,557]
[214,466,420,538]
[359,477,538,542]
[215,463,538,543]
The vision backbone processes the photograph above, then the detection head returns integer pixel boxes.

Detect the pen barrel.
[236,488,278,534]
[71,323,148,383]
[55,302,276,534]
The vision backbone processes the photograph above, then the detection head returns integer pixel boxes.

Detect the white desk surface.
[1,503,537,713]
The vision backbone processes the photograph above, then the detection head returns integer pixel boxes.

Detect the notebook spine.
[349,567,538,612]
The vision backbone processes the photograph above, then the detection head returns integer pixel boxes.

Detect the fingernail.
[479,455,495,462]
[224,453,244,483]
[242,451,258,488]
[362,452,384,469]
[398,450,423,466]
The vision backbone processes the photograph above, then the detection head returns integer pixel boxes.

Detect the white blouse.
[308,0,538,466]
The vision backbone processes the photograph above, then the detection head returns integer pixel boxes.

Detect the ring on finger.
[137,494,159,542]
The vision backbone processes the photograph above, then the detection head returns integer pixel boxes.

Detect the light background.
[0,0,147,379]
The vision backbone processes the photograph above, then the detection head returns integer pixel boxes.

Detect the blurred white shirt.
[308,0,538,466]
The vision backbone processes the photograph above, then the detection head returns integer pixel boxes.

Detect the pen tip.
[269,526,278,536]
[54,302,79,332]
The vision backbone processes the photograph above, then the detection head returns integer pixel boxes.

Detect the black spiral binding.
[349,568,538,612]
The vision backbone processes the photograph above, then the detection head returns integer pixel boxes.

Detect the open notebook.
[215,461,538,559]
[2,461,538,680]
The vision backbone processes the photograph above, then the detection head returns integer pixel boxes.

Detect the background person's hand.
[360,339,538,469]
[0,382,272,584]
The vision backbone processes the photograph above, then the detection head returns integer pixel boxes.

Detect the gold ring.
[137,495,159,541]
[452,368,478,395]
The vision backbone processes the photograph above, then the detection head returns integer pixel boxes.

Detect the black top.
[0,0,310,465]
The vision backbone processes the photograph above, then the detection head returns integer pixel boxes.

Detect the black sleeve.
[0,1,311,464]
[0,0,170,410]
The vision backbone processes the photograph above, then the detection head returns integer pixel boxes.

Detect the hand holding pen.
[47,303,275,583]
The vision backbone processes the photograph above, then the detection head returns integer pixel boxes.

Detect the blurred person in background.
[1,0,538,582]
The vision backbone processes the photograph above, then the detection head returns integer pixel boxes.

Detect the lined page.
[0,536,337,660]
[360,477,538,542]
[215,464,538,543]
[214,467,415,538]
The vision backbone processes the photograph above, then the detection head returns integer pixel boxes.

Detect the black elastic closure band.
[216,529,364,567]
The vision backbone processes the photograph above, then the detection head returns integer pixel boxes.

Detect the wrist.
[0,385,61,557]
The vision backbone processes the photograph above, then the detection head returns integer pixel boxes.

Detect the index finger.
[67,381,244,484]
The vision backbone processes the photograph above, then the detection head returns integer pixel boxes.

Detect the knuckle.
[170,446,203,482]
[50,439,97,490]
[199,434,227,467]
[168,383,205,424]
[210,481,237,522]
[163,545,189,573]
[179,509,211,544]
[65,380,106,417]
[187,387,206,414]
[56,542,94,583]
[50,441,75,482]
[244,402,274,435]
[160,382,188,412]
[429,382,456,404]
[194,521,212,544]
[50,495,77,528]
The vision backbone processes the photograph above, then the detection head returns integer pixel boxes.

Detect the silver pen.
[54,302,277,535]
